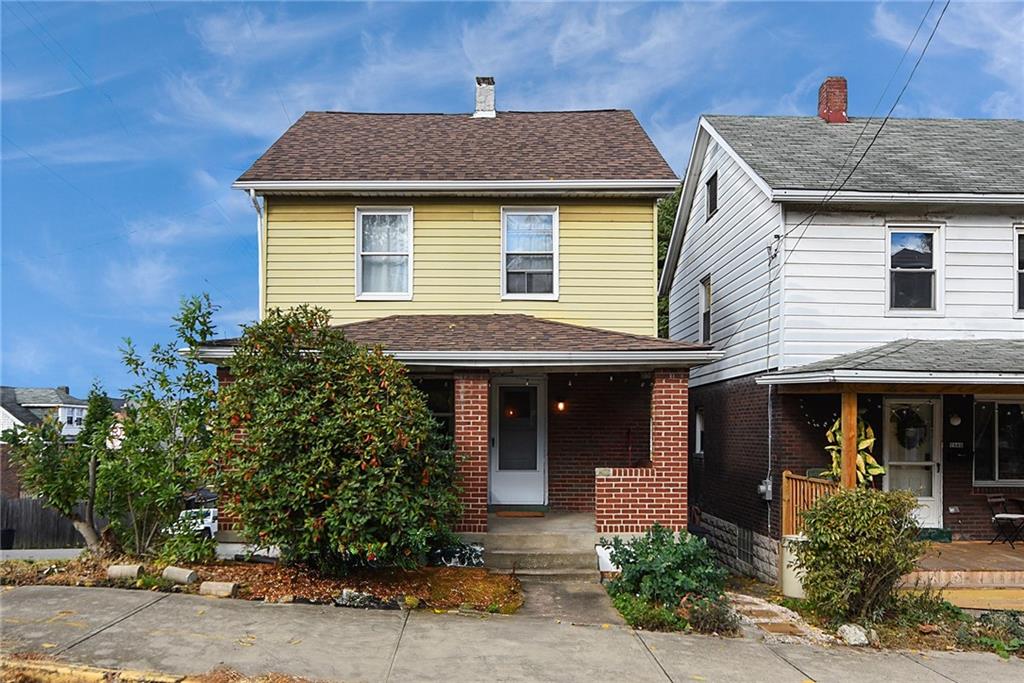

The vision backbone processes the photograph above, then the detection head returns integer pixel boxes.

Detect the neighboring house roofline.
[756,369,1024,385]
[233,178,679,197]
[658,115,1024,297]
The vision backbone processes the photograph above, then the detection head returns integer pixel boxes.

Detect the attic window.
[1015,226,1023,314]
[705,172,718,220]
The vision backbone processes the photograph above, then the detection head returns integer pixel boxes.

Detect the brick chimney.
[817,76,848,123]
[473,76,495,118]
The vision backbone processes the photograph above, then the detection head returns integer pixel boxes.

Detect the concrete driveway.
[2,585,1022,682]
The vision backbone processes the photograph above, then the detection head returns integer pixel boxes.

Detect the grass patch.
[611,593,686,631]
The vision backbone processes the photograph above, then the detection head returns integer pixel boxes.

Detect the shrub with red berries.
[212,306,460,570]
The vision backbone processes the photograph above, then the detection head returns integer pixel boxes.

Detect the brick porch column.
[453,372,489,532]
[595,369,689,533]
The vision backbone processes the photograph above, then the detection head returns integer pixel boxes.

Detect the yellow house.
[204,77,720,570]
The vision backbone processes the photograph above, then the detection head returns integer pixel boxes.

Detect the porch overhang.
[757,370,1024,391]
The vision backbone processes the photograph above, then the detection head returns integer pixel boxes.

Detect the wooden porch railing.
[781,470,841,536]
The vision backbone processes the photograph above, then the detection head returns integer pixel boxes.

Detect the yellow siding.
[264,197,659,336]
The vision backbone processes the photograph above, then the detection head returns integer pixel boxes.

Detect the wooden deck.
[904,542,1024,589]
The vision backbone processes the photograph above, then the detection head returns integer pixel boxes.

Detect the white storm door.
[489,378,547,505]
[883,399,942,528]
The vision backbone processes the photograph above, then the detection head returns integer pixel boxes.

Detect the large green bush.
[604,524,727,607]
[793,487,924,624]
[212,306,461,570]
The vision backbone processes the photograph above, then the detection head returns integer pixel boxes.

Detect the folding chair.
[987,495,1024,549]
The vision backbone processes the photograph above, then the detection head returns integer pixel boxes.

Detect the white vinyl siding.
[780,211,1024,368]
[667,139,783,386]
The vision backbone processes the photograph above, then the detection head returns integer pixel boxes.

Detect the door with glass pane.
[883,399,942,527]
[490,379,547,505]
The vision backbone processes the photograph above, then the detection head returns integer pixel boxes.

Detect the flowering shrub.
[212,306,460,570]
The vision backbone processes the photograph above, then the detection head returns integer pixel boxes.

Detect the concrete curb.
[0,657,182,682]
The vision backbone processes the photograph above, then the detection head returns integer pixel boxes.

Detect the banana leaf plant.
[824,416,885,486]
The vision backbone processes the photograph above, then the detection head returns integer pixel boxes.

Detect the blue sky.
[2,1,1021,397]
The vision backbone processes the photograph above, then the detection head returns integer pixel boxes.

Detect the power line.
[713,0,950,354]
[241,5,294,126]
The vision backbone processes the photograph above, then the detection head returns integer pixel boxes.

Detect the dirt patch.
[1,558,522,614]
[0,656,319,682]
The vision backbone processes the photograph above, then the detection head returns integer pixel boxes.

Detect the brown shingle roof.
[206,315,707,353]
[237,111,677,182]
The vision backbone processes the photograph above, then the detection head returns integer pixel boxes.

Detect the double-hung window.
[356,208,412,299]
[887,225,942,313]
[1015,226,1023,315]
[502,207,558,299]
[974,399,1024,484]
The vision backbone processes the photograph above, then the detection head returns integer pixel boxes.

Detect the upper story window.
[1015,226,1023,315]
[887,225,942,313]
[705,172,718,220]
[698,276,712,344]
[356,208,413,300]
[502,207,558,300]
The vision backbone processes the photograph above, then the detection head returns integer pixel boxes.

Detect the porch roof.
[757,339,1024,386]
[196,314,721,370]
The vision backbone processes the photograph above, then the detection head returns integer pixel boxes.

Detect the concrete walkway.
[0,548,84,561]
[2,585,1022,682]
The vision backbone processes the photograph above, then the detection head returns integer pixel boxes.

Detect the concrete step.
[463,532,600,553]
[486,549,597,571]
[490,567,602,584]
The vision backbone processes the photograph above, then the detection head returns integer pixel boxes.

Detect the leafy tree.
[2,416,97,548]
[656,188,681,337]
[212,306,461,570]
[106,294,218,554]
[1,295,218,556]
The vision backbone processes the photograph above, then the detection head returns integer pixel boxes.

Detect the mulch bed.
[0,556,522,614]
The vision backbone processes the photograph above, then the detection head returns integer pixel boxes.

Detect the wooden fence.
[781,470,841,536]
[0,497,98,549]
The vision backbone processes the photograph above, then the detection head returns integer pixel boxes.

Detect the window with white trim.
[502,207,558,299]
[1015,226,1023,314]
[887,226,940,311]
[698,276,712,344]
[356,208,412,299]
[974,400,1024,484]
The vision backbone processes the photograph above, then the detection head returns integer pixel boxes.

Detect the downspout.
[249,189,265,321]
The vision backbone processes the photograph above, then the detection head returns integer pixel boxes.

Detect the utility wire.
[713,0,950,354]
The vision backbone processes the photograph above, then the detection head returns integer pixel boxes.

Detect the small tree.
[1,295,218,556]
[2,416,99,549]
[106,294,218,554]
[794,487,924,624]
[212,306,460,570]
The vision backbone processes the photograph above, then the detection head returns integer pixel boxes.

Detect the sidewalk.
[2,585,1022,682]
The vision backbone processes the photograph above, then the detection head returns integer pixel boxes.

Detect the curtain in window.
[505,213,554,294]
[360,213,409,294]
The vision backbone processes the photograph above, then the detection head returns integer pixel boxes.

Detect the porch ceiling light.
[554,399,567,413]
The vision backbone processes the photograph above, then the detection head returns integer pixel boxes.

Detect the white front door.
[883,398,943,528]
[489,378,547,505]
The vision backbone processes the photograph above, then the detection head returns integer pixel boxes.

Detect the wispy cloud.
[103,254,180,307]
[873,2,1024,118]
[2,132,147,166]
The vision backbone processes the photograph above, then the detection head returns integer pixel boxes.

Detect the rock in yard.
[199,581,238,598]
[918,623,940,635]
[334,588,398,610]
[161,566,198,585]
[837,623,869,646]
[106,564,143,581]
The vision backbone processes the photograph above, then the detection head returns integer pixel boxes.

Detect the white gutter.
[233,179,679,194]
[756,369,1024,386]
[771,189,1024,205]
[249,189,265,320]
[195,346,723,368]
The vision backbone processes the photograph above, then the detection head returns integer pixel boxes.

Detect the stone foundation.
[700,512,779,584]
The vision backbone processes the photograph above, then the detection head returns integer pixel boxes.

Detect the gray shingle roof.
[1,387,42,426]
[772,339,1024,376]
[705,115,1024,194]
[1,387,87,407]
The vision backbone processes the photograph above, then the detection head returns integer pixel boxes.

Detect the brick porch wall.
[594,369,688,533]
[453,373,489,533]
[547,373,650,512]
